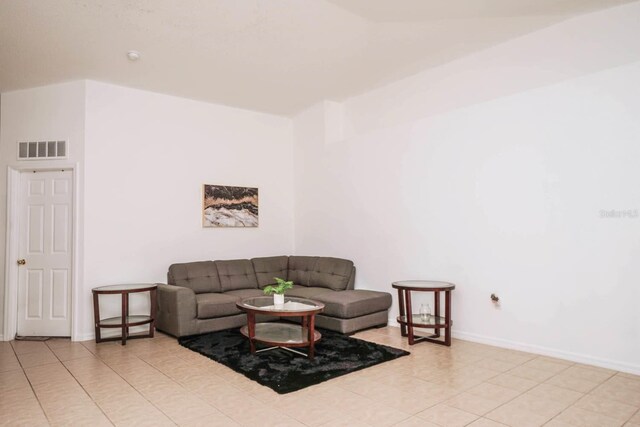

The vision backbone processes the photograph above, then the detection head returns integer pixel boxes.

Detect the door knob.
[17,259,26,265]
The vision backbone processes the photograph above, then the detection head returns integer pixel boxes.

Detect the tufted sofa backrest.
[168,261,221,294]
[167,256,356,293]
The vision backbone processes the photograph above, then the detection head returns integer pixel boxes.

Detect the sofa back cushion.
[251,256,289,288]
[287,256,319,287]
[168,261,221,294]
[310,257,354,291]
[215,259,259,291]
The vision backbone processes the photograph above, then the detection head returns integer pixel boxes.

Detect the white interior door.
[17,170,73,337]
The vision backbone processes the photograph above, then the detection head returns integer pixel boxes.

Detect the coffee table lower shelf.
[240,323,321,358]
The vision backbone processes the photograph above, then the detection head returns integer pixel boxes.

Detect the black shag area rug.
[178,328,409,394]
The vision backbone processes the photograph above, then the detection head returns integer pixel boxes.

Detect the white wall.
[293,3,640,373]
[0,80,293,340]
[82,81,294,339]
[0,81,86,339]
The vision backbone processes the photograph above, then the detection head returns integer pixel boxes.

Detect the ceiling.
[0,0,634,116]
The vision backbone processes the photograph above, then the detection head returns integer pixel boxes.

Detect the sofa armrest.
[156,283,198,337]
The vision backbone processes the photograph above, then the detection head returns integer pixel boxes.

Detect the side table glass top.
[238,296,323,313]
[92,283,157,292]
[392,280,455,290]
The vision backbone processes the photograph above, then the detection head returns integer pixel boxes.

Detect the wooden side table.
[392,280,455,346]
[92,283,157,345]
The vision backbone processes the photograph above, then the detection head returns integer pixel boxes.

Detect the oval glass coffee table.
[236,296,325,359]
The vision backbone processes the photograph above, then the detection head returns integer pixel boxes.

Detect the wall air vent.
[17,140,67,160]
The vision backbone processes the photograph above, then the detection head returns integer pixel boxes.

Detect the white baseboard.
[0,334,4,341]
[386,317,640,376]
[72,333,95,342]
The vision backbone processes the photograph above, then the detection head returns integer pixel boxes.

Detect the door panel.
[17,170,73,337]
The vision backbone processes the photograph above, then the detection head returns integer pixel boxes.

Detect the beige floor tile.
[348,404,412,427]
[318,416,372,427]
[562,365,615,383]
[545,373,601,393]
[488,374,539,392]
[628,410,640,424]
[11,340,49,355]
[466,418,509,427]
[177,412,239,427]
[24,362,73,385]
[526,384,584,405]
[0,368,30,392]
[82,377,141,402]
[544,420,577,427]
[445,392,506,416]
[508,366,557,383]
[50,343,95,361]
[554,406,621,427]
[97,394,174,426]
[394,417,441,427]
[467,382,521,403]
[281,398,350,426]
[485,403,550,427]
[42,399,112,427]
[16,348,59,368]
[45,338,73,349]
[608,375,640,393]
[0,357,22,373]
[0,407,49,427]
[507,393,569,418]
[473,358,522,373]
[372,389,447,414]
[150,393,219,424]
[590,381,640,407]
[573,394,638,422]
[521,358,572,374]
[417,403,479,426]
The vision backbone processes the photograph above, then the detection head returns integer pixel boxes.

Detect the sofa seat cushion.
[195,293,241,319]
[286,286,334,299]
[224,289,265,299]
[314,290,392,319]
[252,256,289,288]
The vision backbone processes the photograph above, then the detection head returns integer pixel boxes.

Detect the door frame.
[3,164,81,341]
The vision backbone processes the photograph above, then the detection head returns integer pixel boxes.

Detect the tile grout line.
[11,341,54,427]
[45,339,116,426]
[78,340,180,426]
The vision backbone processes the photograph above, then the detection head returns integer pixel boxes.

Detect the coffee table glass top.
[238,296,323,313]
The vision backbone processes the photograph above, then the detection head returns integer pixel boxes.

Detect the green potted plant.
[263,277,293,305]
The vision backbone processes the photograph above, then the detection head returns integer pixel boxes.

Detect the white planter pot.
[273,294,285,306]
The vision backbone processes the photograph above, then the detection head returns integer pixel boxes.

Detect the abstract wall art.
[202,184,259,227]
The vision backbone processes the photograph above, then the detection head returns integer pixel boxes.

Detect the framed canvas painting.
[202,184,259,227]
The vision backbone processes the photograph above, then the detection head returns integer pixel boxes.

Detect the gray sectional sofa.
[156,256,391,337]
